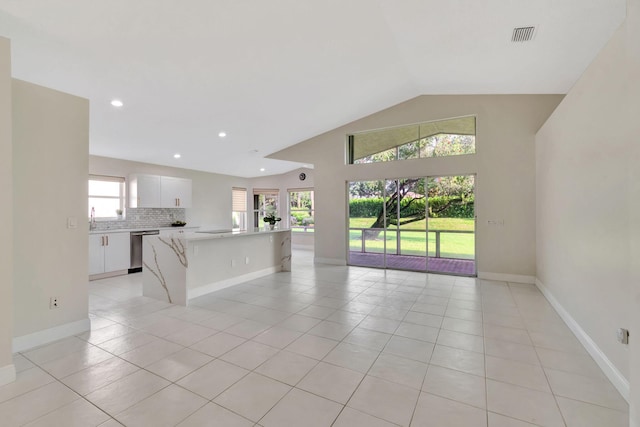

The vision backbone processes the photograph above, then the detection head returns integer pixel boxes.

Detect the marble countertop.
[181,228,290,242]
[89,226,199,235]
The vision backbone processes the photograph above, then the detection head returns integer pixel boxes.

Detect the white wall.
[627,0,639,424]
[12,79,90,343]
[249,167,314,246]
[0,37,15,384]
[270,95,563,274]
[535,8,636,408]
[90,156,250,230]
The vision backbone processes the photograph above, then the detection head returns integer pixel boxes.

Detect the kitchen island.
[142,229,291,305]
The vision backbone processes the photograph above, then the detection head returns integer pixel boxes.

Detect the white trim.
[535,278,630,402]
[477,271,536,284]
[0,364,16,387]
[187,266,282,301]
[89,269,129,281]
[314,257,347,266]
[13,318,90,353]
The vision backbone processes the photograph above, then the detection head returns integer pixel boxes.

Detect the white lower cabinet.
[89,232,131,276]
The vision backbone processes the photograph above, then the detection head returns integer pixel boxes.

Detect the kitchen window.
[253,189,279,229]
[88,175,125,219]
[232,187,247,231]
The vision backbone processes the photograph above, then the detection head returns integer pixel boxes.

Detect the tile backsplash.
[91,208,186,231]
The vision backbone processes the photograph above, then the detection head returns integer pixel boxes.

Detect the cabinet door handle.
[106,235,109,246]
[178,198,180,207]
[101,236,105,246]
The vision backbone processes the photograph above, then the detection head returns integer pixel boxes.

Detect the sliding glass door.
[348,175,475,276]
[427,175,475,275]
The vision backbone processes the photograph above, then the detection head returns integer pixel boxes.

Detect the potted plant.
[115,209,123,220]
[263,213,281,230]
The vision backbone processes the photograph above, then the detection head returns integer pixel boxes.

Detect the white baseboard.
[188,266,282,301]
[477,271,536,284]
[0,364,16,387]
[314,257,347,266]
[535,278,630,402]
[13,318,90,353]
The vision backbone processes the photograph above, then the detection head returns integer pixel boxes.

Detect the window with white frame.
[289,189,314,232]
[88,175,125,219]
[232,187,247,231]
[253,189,279,229]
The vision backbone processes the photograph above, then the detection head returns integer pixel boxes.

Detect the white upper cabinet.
[129,174,191,208]
[129,174,161,208]
[161,176,192,208]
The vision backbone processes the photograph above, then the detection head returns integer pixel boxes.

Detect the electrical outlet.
[245,257,250,265]
[617,328,629,344]
[231,259,236,267]
[50,297,59,309]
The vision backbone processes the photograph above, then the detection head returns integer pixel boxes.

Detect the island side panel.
[186,230,291,300]
[143,235,188,305]
[280,231,291,272]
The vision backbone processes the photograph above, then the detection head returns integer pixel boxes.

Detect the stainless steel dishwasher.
[129,230,159,273]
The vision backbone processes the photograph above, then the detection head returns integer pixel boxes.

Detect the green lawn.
[349,217,474,259]
[349,217,474,231]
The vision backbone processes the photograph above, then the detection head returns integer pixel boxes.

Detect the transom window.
[88,175,125,219]
[347,116,476,164]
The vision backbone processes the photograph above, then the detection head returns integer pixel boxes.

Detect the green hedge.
[349,196,474,219]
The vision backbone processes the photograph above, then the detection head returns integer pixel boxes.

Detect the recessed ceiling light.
[218,131,227,138]
[110,99,124,107]
[260,168,265,172]
[173,154,181,159]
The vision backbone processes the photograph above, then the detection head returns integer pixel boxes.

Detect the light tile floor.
[0,249,629,426]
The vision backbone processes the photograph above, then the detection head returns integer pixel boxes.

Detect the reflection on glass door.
[427,175,475,275]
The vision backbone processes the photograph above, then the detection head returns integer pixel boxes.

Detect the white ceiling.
[0,0,626,177]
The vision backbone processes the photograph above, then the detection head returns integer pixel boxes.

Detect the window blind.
[232,187,247,212]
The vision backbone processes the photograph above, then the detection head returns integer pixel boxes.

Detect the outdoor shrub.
[349,196,474,218]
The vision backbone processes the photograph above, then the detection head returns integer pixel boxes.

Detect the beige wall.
[270,95,563,274]
[536,10,635,405]
[0,38,14,381]
[90,156,250,230]
[627,0,640,424]
[12,80,90,339]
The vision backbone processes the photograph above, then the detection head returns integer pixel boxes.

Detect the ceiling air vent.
[512,26,535,42]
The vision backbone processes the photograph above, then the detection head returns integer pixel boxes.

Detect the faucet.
[90,207,96,230]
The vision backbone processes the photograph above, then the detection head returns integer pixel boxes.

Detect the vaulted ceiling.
[0,0,626,177]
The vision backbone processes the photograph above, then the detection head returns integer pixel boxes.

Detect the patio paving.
[348,252,475,275]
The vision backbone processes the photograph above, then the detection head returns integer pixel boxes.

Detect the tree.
[363,178,425,239]
[348,181,384,199]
